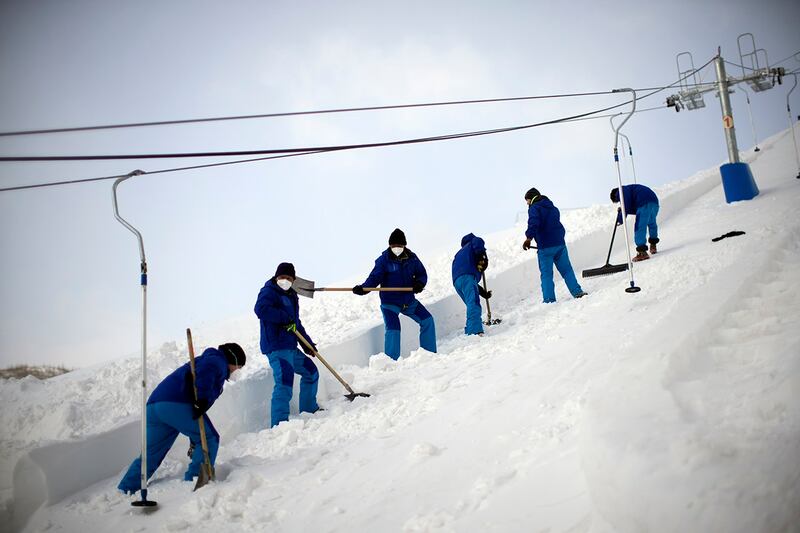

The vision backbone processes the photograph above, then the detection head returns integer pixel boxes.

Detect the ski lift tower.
[665,35,786,204]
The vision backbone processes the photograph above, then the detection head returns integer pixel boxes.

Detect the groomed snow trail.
[12,127,800,532]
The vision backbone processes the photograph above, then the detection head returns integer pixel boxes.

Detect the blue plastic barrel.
[720,162,759,203]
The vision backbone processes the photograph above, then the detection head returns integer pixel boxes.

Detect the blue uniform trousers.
[454,274,484,335]
[267,348,319,427]
[634,202,659,247]
[379,300,437,360]
[118,401,219,494]
[537,245,584,303]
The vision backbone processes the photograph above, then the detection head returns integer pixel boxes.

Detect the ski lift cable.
[562,104,666,124]
[724,59,759,73]
[0,150,328,192]
[0,100,665,192]
[0,97,677,162]
[0,90,625,138]
[0,102,631,191]
[0,56,716,192]
[0,60,716,164]
[0,104,669,193]
[772,50,800,67]
[0,56,717,139]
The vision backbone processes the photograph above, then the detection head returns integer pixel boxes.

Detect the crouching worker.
[610,184,660,261]
[523,187,587,303]
[452,233,491,336]
[352,228,437,360]
[255,262,320,427]
[118,342,246,493]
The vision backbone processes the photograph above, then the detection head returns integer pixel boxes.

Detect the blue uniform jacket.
[525,196,566,249]
[451,233,486,283]
[615,184,659,223]
[148,347,229,406]
[361,248,428,307]
[255,278,315,354]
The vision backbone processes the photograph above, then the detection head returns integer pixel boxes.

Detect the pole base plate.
[131,500,158,510]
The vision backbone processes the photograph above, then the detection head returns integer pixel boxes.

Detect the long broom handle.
[604,217,621,265]
[292,330,357,395]
[186,329,214,478]
[317,287,413,292]
[481,272,493,322]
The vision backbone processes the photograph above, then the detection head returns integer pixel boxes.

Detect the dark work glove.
[616,207,623,226]
[352,285,367,296]
[191,398,209,420]
[412,281,425,294]
[284,322,297,333]
[476,252,488,272]
[301,342,316,356]
[478,285,492,299]
[522,239,532,251]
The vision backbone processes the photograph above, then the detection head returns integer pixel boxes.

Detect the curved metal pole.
[112,172,146,263]
[112,170,156,508]
[785,73,800,179]
[739,86,760,152]
[611,88,640,293]
[610,115,637,184]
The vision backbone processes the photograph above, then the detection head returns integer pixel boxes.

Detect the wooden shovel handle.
[292,330,356,395]
[186,328,215,482]
[318,287,413,292]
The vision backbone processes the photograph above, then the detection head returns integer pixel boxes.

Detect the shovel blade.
[485,318,502,325]
[344,392,371,401]
[193,463,214,491]
[293,276,316,299]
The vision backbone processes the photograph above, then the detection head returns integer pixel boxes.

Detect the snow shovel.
[186,328,215,491]
[292,276,412,299]
[293,330,370,402]
[481,272,501,325]
[582,219,629,278]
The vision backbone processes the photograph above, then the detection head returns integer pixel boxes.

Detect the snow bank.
[10,421,140,532]
[1,148,722,524]
[580,131,800,532]
[4,364,297,530]
[4,125,800,532]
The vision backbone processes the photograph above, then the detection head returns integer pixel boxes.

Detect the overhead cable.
[0,55,716,192]
[0,73,711,163]
[773,51,800,67]
[0,151,328,192]
[0,90,628,138]
[0,68,716,139]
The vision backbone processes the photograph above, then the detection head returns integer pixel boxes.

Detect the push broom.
[582,218,629,278]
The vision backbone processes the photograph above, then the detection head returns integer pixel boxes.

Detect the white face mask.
[228,368,242,382]
[276,278,293,291]
[391,246,404,256]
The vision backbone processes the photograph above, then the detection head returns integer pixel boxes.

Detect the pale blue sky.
[1,0,798,367]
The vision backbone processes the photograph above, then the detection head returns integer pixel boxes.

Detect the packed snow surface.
[2,126,799,532]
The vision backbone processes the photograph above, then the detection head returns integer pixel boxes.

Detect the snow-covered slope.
[2,126,799,533]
